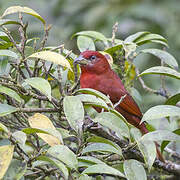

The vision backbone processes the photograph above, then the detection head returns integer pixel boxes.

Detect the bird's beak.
[74,55,89,65]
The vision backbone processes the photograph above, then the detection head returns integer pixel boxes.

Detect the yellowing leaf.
[1,6,45,26]
[99,51,113,65]
[28,113,62,146]
[27,51,72,71]
[0,145,14,179]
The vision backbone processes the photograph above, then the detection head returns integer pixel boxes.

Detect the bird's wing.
[99,71,143,118]
[109,86,142,118]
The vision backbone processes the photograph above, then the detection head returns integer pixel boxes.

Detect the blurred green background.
[0,0,180,119]
[1,0,180,54]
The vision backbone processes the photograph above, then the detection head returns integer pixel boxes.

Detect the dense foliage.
[0,5,180,180]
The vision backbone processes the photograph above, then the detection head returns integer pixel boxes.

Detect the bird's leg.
[113,94,127,108]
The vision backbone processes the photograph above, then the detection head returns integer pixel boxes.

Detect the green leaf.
[56,128,75,139]
[73,31,108,46]
[22,127,52,134]
[82,164,125,177]
[0,42,13,50]
[84,105,98,118]
[124,32,150,43]
[130,128,142,141]
[107,38,123,44]
[79,174,92,180]
[150,39,169,47]
[12,131,27,146]
[0,50,18,59]
[105,43,123,55]
[24,77,51,100]
[165,93,180,105]
[141,49,178,69]
[82,143,122,156]
[0,31,10,42]
[2,6,45,26]
[93,112,129,138]
[63,96,84,133]
[78,161,94,168]
[3,159,27,180]
[161,129,180,153]
[0,58,9,75]
[131,128,156,170]
[87,136,121,151]
[139,66,180,80]
[141,130,180,142]
[130,87,142,103]
[37,155,69,179]
[138,139,156,170]
[0,19,21,26]
[77,36,95,52]
[141,105,180,123]
[0,122,9,134]
[0,85,22,103]
[78,156,105,166]
[124,159,147,180]
[27,51,72,71]
[47,145,78,169]
[75,88,113,107]
[135,33,168,46]
[76,94,109,110]
[0,104,17,117]
[32,160,49,168]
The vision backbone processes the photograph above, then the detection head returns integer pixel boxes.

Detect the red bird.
[74,50,164,161]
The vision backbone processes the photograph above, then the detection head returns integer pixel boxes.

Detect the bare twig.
[165,147,180,160]
[19,107,58,113]
[50,44,64,51]
[40,24,52,50]
[112,22,118,46]
[9,136,29,160]
[0,80,59,107]
[57,45,66,97]
[136,68,169,98]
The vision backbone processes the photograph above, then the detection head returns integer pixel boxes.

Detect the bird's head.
[74,50,110,74]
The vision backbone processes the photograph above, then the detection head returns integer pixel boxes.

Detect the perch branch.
[88,126,180,176]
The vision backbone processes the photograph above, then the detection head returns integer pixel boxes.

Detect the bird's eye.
[90,55,96,60]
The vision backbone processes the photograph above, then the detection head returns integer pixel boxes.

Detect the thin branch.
[112,22,118,46]
[0,80,59,107]
[9,136,29,160]
[57,45,66,97]
[19,107,58,113]
[2,26,22,53]
[88,126,180,176]
[136,68,169,98]
[40,24,52,50]
[165,147,180,160]
[50,44,64,51]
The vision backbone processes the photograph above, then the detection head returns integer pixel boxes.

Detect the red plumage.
[74,50,163,161]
